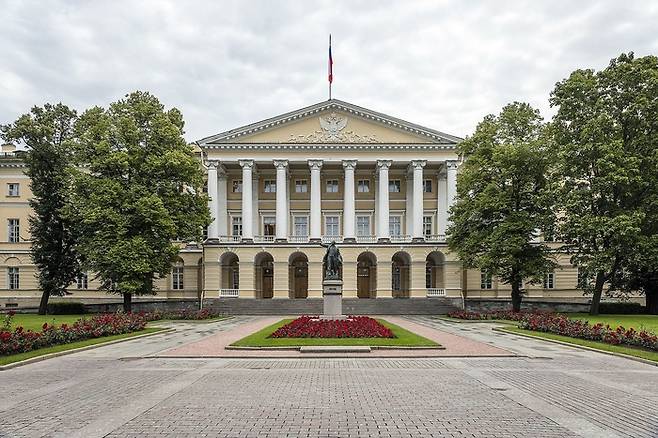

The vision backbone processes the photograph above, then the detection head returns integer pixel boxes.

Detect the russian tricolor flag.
[328,34,333,84]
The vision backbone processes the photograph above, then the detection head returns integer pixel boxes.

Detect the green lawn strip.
[503,326,658,363]
[231,319,439,348]
[436,316,518,325]
[0,327,165,366]
[8,314,88,331]
[566,313,658,333]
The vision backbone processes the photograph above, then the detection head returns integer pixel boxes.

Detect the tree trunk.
[646,286,658,315]
[38,290,50,315]
[589,271,606,315]
[123,292,132,313]
[511,284,522,312]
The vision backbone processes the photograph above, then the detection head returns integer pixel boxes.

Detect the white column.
[374,172,379,236]
[437,169,448,236]
[206,161,219,240]
[217,164,228,237]
[252,171,259,237]
[273,159,289,241]
[405,171,413,236]
[411,160,426,241]
[376,160,392,241]
[342,160,357,241]
[239,159,254,241]
[308,160,323,242]
[446,160,458,227]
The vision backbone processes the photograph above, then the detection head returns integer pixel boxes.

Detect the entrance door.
[357,264,371,298]
[294,264,308,298]
[262,262,273,298]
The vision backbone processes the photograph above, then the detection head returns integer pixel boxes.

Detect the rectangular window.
[295,180,308,193]
[357,180,370,193]
[356,216,370,236]
[325,216,339,237]
[172,266,184,290]
[480,271,492,289]
[326,179,339,193]
[76,272,88,290]
[389,180,401,193]
[232,180,242,193]
[231,216,242,236]
[8,267,19,290]
[389,216,402,237]
[423,179,432,193]
[544,272,555,289]
[263,216,276,236]
[264,180,276,193]
[423,216,433,237]
[8,219,19,243]
[294,216,308,237]
[7,183,19,197]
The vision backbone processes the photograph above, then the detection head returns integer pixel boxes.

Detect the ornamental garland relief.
[287,112,381,143]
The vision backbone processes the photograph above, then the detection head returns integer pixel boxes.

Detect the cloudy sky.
[1,0,657,142]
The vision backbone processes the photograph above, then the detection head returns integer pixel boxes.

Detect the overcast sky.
[2,0,657,143]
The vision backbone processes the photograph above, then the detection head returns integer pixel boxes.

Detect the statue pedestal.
[321,278,346,320]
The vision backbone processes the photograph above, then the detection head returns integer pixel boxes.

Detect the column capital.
[446,160,459,170]
[308,159,324,170]
[409,160,427,170]
[206,160,219,169]
[273,159,289,170]
[238,159,255,169]
[342,160,357,170]
[376,159,392,170]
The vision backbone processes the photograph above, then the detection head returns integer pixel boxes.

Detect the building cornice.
[201,142,458,151]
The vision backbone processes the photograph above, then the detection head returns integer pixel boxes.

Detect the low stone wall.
[464,298,590,313]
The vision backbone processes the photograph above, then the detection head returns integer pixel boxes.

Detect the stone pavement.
[0,315,656,437]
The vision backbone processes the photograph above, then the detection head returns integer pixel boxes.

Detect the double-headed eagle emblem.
[318,112,348,141]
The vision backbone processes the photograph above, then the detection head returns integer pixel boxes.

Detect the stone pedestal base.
[322,278,344,319]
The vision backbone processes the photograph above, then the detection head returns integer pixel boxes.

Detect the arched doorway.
[219,252,239,291]
[288,252,308,299]
[426,251,445,291]
[357,252,377,298]
[391,251,411,298]
[254,252,274,299]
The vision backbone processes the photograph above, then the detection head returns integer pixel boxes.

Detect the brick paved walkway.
[0,316,656,437]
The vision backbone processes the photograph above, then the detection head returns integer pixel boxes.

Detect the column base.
[377,237,391,243]
[241,238,254,243]
[342,237,356,243]
[411,237,426,243]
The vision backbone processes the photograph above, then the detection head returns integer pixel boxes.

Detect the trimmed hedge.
[47,301,86,315]
[599,302,645,314]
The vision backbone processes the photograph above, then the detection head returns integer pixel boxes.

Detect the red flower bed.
[519,313,658,352]
[447,310,537,321]
[0,312,147,357]
[270,316,395,338]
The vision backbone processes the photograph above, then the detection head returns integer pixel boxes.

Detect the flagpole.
[329,34,332,100]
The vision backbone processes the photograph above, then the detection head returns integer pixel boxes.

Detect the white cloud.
[1,0,656,141]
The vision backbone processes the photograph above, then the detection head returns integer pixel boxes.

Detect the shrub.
[139,308,220,321]
[599,302,645,314]
[447,310,539,321]
[0,312,146,356]
[47,301,86,315]
[270,316,395,338]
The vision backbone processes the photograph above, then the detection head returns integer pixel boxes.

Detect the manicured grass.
[503,327,658,363]
[567,313,658,333]
[6,314,87,331]
[231,319,439,347]
[0,327,165,366]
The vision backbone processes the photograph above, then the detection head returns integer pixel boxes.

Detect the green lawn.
[6,314,87,331]
[503,326,658,363]
[231,319,439,348]
[567,313,658,333]
[0,327,165,366]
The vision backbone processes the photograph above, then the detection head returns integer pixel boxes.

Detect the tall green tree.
[71,91,209,312]
[1,104,82,315]
[550,53,653,315]
[448,102,557,312]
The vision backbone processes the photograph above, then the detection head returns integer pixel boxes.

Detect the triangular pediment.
[197,99,461,146]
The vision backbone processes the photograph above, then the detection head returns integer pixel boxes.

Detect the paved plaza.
[0,316,657,437]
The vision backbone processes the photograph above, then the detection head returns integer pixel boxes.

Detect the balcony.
[426,234,447,242]
[426,288,446,297]
[391,235,411,243]
[288,235,309,243]
[356,235,377,243]
[254,235,275,243]
[219,288,239,297]
[322,235,342,243]
[218,235,241,243]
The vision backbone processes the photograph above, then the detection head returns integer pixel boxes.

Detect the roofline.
[196,99,463,145]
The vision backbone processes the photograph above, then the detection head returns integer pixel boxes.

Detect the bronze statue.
[321,241,342,280]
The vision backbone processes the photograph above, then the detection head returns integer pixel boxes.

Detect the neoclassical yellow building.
[1,99,586,311]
